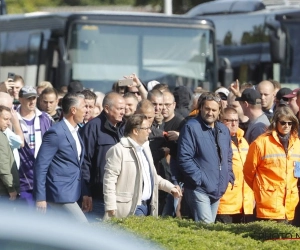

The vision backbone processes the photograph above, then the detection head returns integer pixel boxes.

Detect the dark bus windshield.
[280,22,300,87]
[68,22,215,92]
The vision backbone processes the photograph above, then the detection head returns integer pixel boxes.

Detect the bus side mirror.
[266,20,286,63]
[218,57,233,88]
[57,60,71,88]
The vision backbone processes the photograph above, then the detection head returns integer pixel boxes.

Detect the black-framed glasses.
[223,119,239,123]
[278,121,292,126]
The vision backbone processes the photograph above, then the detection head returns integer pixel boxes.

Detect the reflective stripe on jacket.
[218,128,254,215]
[243,131,300,220]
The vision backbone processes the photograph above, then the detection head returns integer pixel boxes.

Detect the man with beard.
[178,92,234,223]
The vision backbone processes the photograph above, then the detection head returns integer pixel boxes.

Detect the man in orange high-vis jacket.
[244,106,300,222]
[216,107,254,223]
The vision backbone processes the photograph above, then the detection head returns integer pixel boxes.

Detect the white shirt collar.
[127,137,144,152]
[63,117,79,133]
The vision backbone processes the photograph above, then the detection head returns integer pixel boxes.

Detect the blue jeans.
[162,193,175,217]
[162,182,184,217]
[184,188,220,223]
[85,198,105,223]
[134,204,149,216]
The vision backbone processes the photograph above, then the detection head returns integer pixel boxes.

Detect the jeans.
[162,193,175,217]
[184,188,220,223]
[85,198,105,223]
[162,182,184,217]
[134,204,149,216]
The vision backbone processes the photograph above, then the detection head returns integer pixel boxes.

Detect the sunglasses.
[202,95,221,102]
[278,121,292,126]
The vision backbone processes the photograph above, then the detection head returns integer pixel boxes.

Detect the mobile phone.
[118,79,133,87]
[7,72,15,81]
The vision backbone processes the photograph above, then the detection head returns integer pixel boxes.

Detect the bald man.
[256,80,275,121]
[0,92,24,169]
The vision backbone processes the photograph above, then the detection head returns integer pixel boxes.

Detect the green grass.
[103,216,300,250]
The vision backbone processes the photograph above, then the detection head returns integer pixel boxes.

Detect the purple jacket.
[18,111,52,192]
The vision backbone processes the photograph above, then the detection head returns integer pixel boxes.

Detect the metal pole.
[164,0,172,15]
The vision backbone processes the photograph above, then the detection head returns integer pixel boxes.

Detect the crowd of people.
[0,74,300,226]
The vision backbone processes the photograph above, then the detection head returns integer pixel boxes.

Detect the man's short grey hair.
[62,92,85,115]
[102,92,123,108]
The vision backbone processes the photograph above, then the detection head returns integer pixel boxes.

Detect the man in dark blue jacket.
[80,92,126,221]
[177,92,234,223]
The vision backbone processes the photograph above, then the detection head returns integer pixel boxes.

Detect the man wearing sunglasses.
[177,92,234,223]
[215,87,230,109]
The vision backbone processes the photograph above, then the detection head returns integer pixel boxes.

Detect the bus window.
[26,33,43,86]
[28,33,42,65]
[68,22,215,92]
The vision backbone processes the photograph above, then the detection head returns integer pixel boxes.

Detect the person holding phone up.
[243,106,300,223]
[0,73,25,106]
[123,73,148,101]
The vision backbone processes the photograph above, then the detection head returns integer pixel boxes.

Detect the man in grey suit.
[34,93,87,222]
[0,105,19,200]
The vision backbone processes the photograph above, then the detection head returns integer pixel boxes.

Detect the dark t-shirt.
[239,119,250,135]
[164,115,184,158]
[164,114,184,132]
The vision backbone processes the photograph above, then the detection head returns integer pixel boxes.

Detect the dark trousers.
[216,213,255,224]
[216,214,243,224]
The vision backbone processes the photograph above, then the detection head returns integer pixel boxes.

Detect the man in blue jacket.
[177,92,234,223]
[80,92,126,221]
[34,93,87,222]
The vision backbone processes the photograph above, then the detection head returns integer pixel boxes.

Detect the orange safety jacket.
[243,130,300,220]
[218,128,254,215]
[188,109,199,118]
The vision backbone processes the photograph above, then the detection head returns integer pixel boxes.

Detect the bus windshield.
[68,22,215,92]
[281,22,300,87]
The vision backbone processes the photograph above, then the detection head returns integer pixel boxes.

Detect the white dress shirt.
[3,128,22,169]
[128,137,152,201]
[63,118,81,161]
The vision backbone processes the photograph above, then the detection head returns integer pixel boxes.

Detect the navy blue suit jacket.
[34,120,84,203]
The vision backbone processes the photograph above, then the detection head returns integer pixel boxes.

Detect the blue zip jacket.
[177,116,234,200]
[79,111,125,198]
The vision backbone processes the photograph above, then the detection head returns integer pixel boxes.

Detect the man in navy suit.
[34,92,88,222]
